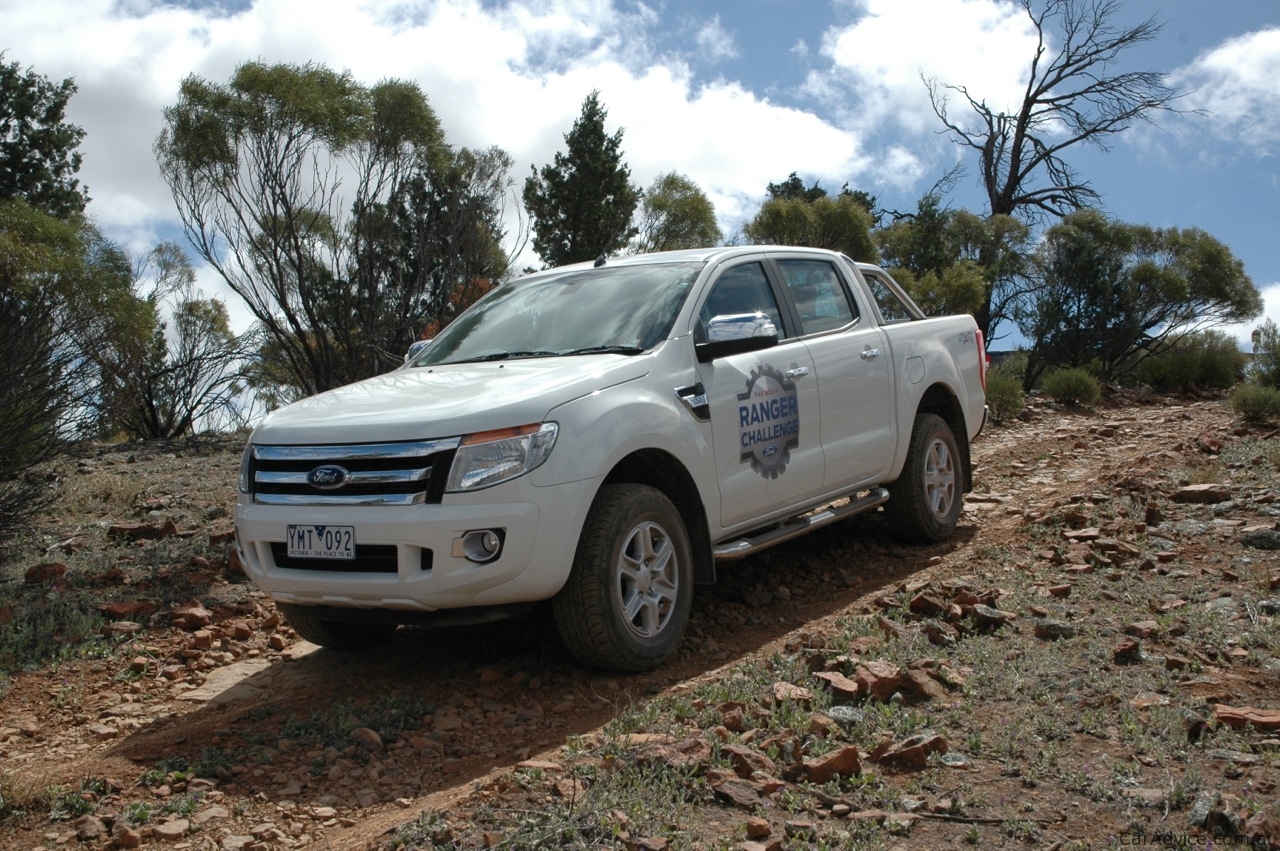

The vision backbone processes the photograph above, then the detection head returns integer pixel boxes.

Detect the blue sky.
[5,0,1278,348]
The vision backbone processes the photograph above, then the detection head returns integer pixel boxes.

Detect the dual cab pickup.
[234,246,987,670]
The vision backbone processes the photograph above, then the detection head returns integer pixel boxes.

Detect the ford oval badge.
[307,465,351,490]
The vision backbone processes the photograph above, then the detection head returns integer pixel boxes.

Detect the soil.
[1,392,1278,850]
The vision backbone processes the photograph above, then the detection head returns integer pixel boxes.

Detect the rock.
[1112,638,1142,664]
[745,816,771,839]
[803,744,861,783]
[971,604,1016,627]
[711,776,762,810]
[877,733,948,769]
[855,661,902,702]
[350,727,384,752]
[74,815,106,841]
[24,562,67,584]
[1034,619,1076,640]
[112,822,143,848]
[170,600,213,630]
[1172,484,1231,504]
[1213,705,1280,732]
[812,670,862,701]
[152,818,190,841]
[1187,789,1220,828]
[903,669,949,701]
[722,743,777,779]
[772,682,812,705]
[1125,620,1158,638]
[1241,529,1280,550]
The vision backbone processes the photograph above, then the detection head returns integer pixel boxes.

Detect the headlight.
[239,443,254,494]
[446,422,559,492]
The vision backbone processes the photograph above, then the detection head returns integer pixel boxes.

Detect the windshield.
[411,262,702,366]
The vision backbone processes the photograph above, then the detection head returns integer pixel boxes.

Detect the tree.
[0,54,89,218]
[156,61,515,400]
[0,200,150,544]
[632,172,721,253]
[1019,210,1262,387]
[90,243,257,439]
[927,0,1178,222]
[524,91,640,267]
[875,195,1031,326]
[743,193,876,262]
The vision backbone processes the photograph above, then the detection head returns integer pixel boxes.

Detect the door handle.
[784,366,809,379]
[860,348,881,360]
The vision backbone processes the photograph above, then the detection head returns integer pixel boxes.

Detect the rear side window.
[862,270,916,323]
[777,259,856,335]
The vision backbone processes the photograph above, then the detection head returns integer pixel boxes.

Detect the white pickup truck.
[234,246,987,671]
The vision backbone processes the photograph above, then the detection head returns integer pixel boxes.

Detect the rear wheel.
[277,603,398,649]
[553,484,693,672]
[884,412,962,543]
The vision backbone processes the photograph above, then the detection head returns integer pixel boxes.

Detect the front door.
[694,260,826,527]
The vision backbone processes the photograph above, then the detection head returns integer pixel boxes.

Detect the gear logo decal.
[737,364,800,478]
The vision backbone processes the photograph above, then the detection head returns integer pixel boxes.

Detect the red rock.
[170,600,213,630]
[722,744,777,779]
[1214,705,1280,732]
[24,562,66,584]
[1172,483,1231,503]
[772,682,812,705]
[813,670,862,701]
[803,745,861,783]
[856,661,902,702]
[877,733,949,769]
[745,817,771,839]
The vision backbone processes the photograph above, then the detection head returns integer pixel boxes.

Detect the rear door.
[772,256,896,490]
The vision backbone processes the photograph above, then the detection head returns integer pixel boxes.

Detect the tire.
[553,484,693,672]
[884,412,963,543]
[277,603,398,650]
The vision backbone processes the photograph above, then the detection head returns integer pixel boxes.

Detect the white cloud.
[813,0,1038,135]
[1169,27,1280,156]
[694,14,739,62]
[7,0,873,269]
[1224,280,1280,352]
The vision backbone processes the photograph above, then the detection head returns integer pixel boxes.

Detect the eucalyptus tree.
[157,61,514,400]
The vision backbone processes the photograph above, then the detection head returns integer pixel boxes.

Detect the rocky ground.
[1,392,1279,850]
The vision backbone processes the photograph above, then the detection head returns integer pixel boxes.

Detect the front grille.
[270,543,428,574]
[249,439,460,506]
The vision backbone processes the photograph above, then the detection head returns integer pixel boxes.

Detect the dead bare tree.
[927,0,1181,222]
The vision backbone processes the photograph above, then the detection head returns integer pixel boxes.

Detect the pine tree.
[523,91,639,267]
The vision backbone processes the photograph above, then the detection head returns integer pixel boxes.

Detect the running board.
[712,487,890,561]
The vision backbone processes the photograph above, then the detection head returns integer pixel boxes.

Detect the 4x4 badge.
[737,364,800,479]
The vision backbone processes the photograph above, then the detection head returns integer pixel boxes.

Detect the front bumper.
[234,477,595,612]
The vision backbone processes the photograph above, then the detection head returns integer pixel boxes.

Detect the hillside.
[1,393,1278,850]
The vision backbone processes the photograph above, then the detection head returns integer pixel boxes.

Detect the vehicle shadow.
[107,510,975,815]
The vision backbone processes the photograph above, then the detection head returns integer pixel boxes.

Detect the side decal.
[737,364,800,479]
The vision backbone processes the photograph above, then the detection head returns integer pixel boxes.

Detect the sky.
[5,0,1279,350]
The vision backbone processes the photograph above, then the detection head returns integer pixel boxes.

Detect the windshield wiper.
[560,345,644,356]
[449,350,559,364]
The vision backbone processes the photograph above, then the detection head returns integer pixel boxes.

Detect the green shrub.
[1041,368,1101,406]
[1231,383,1280,422]
[1133,331,1246,392]
[1249,319,1280,389]
[985,371,1025,424]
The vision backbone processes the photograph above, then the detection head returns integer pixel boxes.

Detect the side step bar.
[711,487,890,561]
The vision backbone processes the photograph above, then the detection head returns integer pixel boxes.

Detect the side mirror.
[404,339,432,364]
[695,313,778,363]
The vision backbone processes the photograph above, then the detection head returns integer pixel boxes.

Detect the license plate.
[286,525,355,560]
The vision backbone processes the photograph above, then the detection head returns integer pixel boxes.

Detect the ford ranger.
[234,246,987,671]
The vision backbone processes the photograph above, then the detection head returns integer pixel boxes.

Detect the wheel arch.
[916,382,974,493]
[601,449,715,585]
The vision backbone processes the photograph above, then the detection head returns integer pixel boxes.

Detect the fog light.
[452,529,505,563]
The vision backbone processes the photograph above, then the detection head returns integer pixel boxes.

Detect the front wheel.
[884,412,963,543]
[553,484,693,672]
[277,603,398,650]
